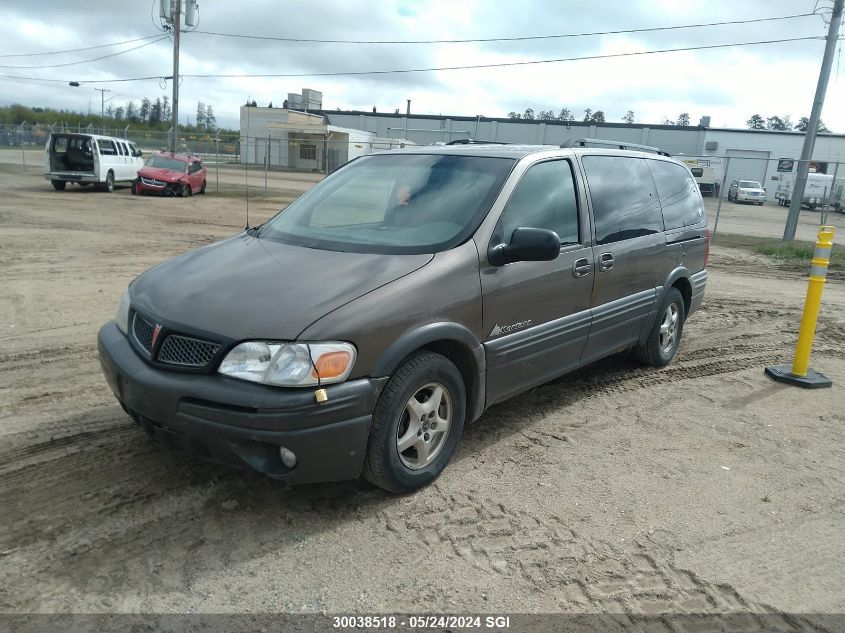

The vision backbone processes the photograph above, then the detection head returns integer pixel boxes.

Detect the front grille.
[157,334,220,367]
[141,177,166,186]
[132,313,154,353]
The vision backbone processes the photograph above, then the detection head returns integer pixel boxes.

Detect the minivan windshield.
[739,180,762,189]
[146,155,187,172]
[258,153,515,254]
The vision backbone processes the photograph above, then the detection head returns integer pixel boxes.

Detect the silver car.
[728,179,766,205]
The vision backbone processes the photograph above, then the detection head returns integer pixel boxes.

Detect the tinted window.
[647,160,705,229]
[498,160,579,245]
[98,140,116,155]
[690,167,703,177]
[582,156,663,245]
[260,154,515,255]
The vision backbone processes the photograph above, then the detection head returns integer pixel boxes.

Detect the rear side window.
[647,160,705,229]
[582,156,663,245]
[98,140,116,155]
[498,159,579,245]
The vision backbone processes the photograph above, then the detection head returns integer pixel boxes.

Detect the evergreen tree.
[196,101,206,129]
[125,101,137,122]
[205,105,216,131]
[139,98,151,123]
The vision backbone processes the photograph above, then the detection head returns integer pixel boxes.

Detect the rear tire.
[363,351,466,493]
[130,179,139,195]
[51,180,66,191]
[199,180,206,194]
[636,287,685,367]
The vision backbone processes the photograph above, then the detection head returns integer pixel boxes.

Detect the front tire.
[636,287,685,367]
[102,171,114,193]
[363,351,466,493]
[51,180,66,191]
[180,182,191,197]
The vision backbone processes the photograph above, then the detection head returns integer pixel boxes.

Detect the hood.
[130,233,433,340]
[138,166,185,181]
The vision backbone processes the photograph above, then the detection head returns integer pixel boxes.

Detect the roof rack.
[445,139,509,145]
[561,138,670,156]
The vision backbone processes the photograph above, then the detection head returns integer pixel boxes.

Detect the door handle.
[572,258,591,277]
[599,252,614,271]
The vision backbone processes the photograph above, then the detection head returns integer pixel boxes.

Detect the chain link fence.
[3,123,843,229]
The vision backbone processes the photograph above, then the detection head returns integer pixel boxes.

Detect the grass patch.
[714,232,844,271]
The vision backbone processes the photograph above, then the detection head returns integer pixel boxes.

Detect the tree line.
[0,99,221,133]
[745,114,830,133]
[507,108,692,126]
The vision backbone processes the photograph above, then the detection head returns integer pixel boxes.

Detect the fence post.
[215,137,220,193]
[711,155,731,237]
[823,161,840,223]
[265,134,269,196]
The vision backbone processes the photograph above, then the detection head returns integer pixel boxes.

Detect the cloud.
[0,0,841,132]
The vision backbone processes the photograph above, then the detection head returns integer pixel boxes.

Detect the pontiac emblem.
[151,324,163,347]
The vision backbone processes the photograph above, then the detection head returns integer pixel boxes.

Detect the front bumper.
[736,193,765,203]
[134,179,179,195]
[97,321,384,484]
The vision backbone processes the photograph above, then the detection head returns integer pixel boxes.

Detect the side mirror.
[488,227,561,266]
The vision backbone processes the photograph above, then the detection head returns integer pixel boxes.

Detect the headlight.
[115,288,130,334]
[218,341,356,387]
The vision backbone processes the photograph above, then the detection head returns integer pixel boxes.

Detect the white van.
[45,133,144,192]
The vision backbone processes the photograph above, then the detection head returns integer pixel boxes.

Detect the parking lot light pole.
[94,88,110,134]
[783,0,843,241]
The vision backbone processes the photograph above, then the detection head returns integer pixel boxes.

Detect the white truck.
[775,172,838,210]
[681,159,718,197]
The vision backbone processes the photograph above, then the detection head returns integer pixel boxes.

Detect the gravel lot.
[1,162,844,623]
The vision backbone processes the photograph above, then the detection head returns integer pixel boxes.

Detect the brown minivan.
[98,140,709,493]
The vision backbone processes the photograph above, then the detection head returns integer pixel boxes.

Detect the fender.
[664,265,692,292]
[372,322,487,423]
[638,267,692,346]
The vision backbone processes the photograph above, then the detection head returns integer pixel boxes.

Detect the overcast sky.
[1,0,843,132]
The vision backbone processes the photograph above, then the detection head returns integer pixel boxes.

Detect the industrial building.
[241,92,845,199]
[240,90,414,173]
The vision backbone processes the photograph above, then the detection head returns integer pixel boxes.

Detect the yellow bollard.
[765,225,834,388]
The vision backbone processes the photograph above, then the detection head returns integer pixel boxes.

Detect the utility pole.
[170,0,181,152]
[784,0,843,241]
[94,88,110,134]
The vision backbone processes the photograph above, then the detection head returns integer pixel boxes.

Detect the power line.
[0,37,169,69]
[183,36,825,78]
[0,35,824,84]
[0,35,162,59]
[187,12,817,45]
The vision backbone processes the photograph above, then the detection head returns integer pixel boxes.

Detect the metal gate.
[722,149,770,197]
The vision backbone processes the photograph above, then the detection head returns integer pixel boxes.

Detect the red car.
[133,152,207,196]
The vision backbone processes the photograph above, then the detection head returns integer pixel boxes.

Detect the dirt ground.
[1,163,844,623]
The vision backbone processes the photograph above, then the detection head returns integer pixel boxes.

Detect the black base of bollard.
[764,364,833,389]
